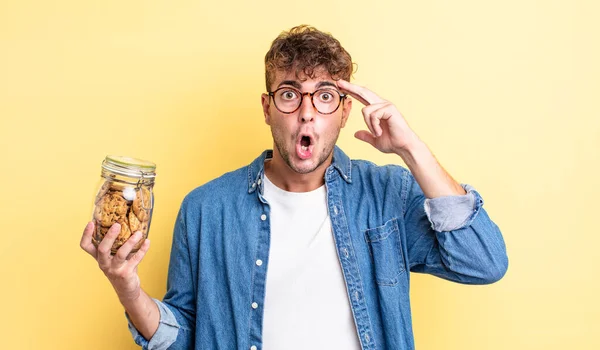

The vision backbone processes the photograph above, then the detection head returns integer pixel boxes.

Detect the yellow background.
[1,0,598,349]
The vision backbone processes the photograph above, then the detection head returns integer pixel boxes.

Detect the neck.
[264,151,331,193]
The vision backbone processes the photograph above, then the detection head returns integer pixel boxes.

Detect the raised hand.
[338,79,420,155]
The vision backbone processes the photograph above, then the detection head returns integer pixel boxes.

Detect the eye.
[317,90,336,103]
[280,89,299,101]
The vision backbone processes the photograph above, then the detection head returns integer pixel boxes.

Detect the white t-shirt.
[262,174,361,350]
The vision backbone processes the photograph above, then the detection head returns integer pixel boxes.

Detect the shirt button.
[250,346,257,350]
[252,183,256,188]
[260,214,267,221]
[256,259,263,266]
[343,248,349,258]
[257,178,262,185]
[333,206,338,215]
[252,302,258,309]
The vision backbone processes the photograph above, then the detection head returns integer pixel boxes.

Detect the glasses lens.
[274,88,301,113]
[313,89,341,114]
[273,88,342,114]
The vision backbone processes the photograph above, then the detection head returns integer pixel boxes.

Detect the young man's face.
[261,68,352,175]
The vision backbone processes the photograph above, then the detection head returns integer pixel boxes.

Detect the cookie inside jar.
[92,155,156,255]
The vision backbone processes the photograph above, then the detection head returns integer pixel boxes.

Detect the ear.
[261,93,271,125]
[340,97,352,128]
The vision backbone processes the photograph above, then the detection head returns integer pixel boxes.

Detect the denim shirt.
[127,146,508,350]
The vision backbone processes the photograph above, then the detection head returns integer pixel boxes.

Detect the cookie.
[91,219,136,254]
[94,192,129,228]
[140,220,149,234]
[113,218,133,248]
[132,187,151,222]
[128,210,147,247]
[128,210,142,233]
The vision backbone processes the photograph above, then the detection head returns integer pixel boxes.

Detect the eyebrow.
[315,81,338,89]
[276,80,339,91]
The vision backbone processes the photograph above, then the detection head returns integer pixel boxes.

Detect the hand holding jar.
[80,156,156,302]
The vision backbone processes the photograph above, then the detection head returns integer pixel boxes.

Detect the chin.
[288,159,319,174]
[288,149,332,175]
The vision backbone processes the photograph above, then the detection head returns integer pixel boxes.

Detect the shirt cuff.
[423,184,484,232]
[126,298,180,350]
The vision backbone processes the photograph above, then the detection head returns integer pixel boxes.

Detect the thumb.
[354,130,377,147]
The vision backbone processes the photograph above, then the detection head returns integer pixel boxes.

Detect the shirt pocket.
[364,218,406,286]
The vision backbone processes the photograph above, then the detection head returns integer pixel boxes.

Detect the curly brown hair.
[264,25,355,91]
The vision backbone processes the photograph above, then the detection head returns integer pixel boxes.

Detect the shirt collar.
[247,146,352,194]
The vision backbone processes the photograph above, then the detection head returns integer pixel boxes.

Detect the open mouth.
[301,136,311,151]
[296,134,314,160]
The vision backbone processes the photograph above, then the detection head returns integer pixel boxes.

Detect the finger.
[361,103,388,136]
[361,103,389,136]
[113,230,144,264]
[354,130,377,147]
[361,106,376,136]
[369,104,394,137]
[80,221,97,257]
[127,239,150,268]
[337,79,385,106]
[97,223,121,268]
[372,115,382,137]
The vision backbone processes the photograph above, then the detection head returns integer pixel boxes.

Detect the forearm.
[404,173,509,284]
[120,288,160,341]
[396,138,465,199]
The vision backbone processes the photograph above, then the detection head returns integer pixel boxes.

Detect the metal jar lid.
[101,155,156,179]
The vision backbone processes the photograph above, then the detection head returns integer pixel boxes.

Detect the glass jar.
[92,155,156,254]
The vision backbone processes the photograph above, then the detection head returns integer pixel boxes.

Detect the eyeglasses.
[268,87,347,115]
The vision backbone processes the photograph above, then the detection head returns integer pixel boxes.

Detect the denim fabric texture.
[127,146,508,350]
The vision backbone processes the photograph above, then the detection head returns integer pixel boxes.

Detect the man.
[81,25,508,350]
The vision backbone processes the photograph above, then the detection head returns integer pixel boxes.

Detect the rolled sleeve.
[423,184,484,232]
[126,298,180,350]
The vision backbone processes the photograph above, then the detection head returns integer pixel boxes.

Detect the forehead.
[271,67,337,89]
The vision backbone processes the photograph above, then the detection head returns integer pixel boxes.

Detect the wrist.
[394,136,426,166]
[116,285,142,307]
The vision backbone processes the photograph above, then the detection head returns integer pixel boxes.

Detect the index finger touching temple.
[337,79,385,106]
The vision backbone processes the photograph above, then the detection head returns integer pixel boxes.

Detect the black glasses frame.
[268,87,347,115]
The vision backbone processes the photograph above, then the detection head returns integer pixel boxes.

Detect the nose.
[298,93,316,123]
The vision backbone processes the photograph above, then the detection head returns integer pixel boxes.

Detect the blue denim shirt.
[127,146,508,350]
